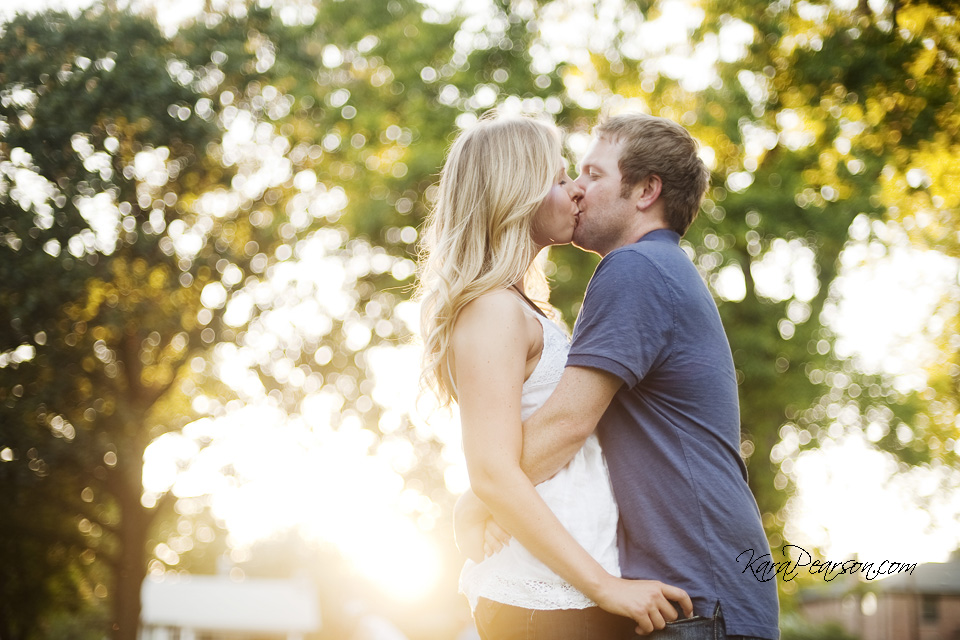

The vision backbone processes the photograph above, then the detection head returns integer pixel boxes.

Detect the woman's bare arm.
[452,291,691,632]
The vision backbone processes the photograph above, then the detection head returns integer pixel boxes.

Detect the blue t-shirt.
[566,229,780,639]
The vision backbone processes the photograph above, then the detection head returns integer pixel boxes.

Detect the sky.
[3,0,959,605]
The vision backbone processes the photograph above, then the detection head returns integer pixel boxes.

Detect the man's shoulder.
[611,237,686,261]
[599,238,699,284]
[597,244,654,272]
[593,241,683,283]
[580,246,676,320]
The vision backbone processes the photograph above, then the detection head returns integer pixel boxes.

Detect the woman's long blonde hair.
[418,114,562,406]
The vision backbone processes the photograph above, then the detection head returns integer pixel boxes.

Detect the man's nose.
[569,181,584,200]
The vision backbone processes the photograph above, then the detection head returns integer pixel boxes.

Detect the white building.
[140,574,321,640]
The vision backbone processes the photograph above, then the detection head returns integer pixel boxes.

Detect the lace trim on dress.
[459,558,599,611]
[523,315,567,390]
[480,575,597,610]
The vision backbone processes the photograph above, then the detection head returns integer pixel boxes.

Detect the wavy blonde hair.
[417,114,562,406]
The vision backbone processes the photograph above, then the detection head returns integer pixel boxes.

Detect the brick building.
[799,558,960,640]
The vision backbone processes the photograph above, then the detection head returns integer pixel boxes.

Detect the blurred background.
[1,0,958,639]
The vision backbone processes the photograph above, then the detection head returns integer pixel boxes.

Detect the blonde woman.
[418,114,687,639]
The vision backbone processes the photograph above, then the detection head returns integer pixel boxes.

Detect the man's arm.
[521,251,669,483]
[519,365,622,484]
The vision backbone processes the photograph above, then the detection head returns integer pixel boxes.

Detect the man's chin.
[571,233,602,256]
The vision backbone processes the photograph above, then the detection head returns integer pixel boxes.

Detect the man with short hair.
[518,113,780,639]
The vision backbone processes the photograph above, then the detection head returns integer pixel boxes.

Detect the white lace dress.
[459,313,621,610]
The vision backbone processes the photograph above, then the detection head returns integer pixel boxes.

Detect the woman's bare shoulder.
[462,288,523,316]
[452,289,527,344]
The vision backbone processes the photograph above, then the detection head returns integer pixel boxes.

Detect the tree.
[508,0,959,599]
[1,11,224,637]
[4,1,958,637]
[692,0,960,521]
[0,2,572,637]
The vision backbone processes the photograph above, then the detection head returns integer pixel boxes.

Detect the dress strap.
[445,355,458,400]
[511,285,548,318]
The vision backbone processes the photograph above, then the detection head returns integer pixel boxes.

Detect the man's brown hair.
[596,114,710,236]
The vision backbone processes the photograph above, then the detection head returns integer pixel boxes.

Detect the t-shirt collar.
[636,228,681,245]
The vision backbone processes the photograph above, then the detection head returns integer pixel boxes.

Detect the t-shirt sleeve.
[566,249,675,388]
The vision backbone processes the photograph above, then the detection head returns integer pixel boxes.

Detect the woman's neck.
[513,248,546,295]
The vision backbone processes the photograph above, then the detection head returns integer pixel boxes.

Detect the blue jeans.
[475,599,769,640]
[631,603,768,640]
[474,597,634,640]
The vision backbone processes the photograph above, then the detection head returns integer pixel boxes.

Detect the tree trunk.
[112,494,149,640]
[0,609,22,640]
[110,436,152,640]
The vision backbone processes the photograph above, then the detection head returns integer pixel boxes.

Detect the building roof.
[141,575,321,633]
[877,559,960,595]
[799,558,960,601]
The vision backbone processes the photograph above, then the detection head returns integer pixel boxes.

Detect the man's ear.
[630,174,662,212]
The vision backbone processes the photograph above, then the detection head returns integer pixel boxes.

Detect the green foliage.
[38,606,111,640]
[780,613,860,640]
[2,1,959,638]
[0,2,573,637]
[552,0,960,606]
[0,11,219,639]
[713,0,959,470]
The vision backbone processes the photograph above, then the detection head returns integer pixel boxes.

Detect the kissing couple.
[418,111,780,640]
